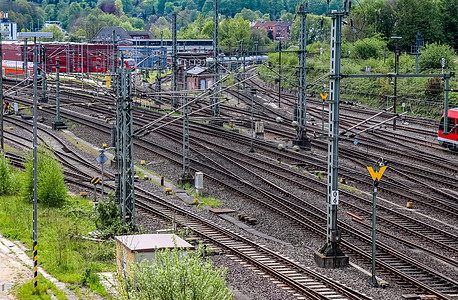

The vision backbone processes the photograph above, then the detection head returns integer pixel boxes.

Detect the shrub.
[353,37,387,60]
[95,193,132,239]
[21,146,68,206]
[419,43,456,71]
[0,152,12,195]
[119,244,232,300]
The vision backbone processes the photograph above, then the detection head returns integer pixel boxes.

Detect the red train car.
[438,108,458,151]
[1,41,118,74]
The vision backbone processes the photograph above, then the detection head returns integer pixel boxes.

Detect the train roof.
[446,108,458,118]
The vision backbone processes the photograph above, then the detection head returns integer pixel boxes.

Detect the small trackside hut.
[115,234,195,279]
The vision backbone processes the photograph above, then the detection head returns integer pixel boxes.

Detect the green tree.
[393,0,443,50]
[440,0,458,48]
[157,0,166,14]
[419,43,456,71]
[40,24,66,41]
[235,8,260,21]
[119,244,232,300]
[21,146,67,207]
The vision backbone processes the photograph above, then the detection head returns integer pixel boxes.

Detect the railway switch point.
[406,202,413,209]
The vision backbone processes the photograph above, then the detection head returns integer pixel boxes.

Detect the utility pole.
[391,36,402,131]
[212,0,220,118]
[116,65,135,227]
[41,45,47,103]
[415,31,422,75]
[278,38,282,108]
[180,89,193,185]
[172,12,178,107]
[112,30,116,73]
[52,60,66,130]
[314,6,349,269]
[156,31,163,106]
[293,4,311,150]
[0,31,9,150]
[18,31,53,289]
[24,38,28,85]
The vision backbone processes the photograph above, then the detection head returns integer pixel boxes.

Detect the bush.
[119,244,232,300]
[419,43,456,71]
[21,146,68,206]
[0,152,12,195]
[95,193,132,239]
[353,37,387,60]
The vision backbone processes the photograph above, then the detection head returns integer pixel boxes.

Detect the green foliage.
[40,24,66,42]
[94,193,132,239]
[0,194,115,286]
[80,264,107,296]
[15,274,68,300]
[352,37,387,60]
[119,244,232,300]
[21,146,68,207]
[419,43,456,72]
[0,152,13,195]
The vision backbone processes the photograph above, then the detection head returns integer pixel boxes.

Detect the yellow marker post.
[320,93,328,138]
[367,162,387,287]
[366,166,387,181]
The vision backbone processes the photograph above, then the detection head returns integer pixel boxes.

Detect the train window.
[439,117,456,132]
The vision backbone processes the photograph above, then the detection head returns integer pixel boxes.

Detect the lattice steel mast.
[212,0,220,118]
[314,4,349,268]
[293,3,311,150]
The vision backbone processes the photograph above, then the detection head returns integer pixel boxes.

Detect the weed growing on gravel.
[15,274,68,300]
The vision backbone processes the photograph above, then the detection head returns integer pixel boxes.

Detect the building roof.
[115,234,194,253]
[252,21,293,29]
[186,66,210,76]
[91,26,132,43]
[127,31,155,39]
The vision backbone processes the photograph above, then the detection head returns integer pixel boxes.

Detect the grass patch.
[14,274,68,300]
[339,183,362,194]
[58,131,101,158]
[190,192,221,207]
[0,194,115,291]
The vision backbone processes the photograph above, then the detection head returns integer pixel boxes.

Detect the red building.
[252,21,293,41]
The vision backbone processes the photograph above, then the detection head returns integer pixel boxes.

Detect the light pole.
[250,88,256,153]
[236,40,245,89]
[0,30,10,151]
[78,36,86,80]
[277,37,284,108]
[17,31,53,289]
[390,36,402,131]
